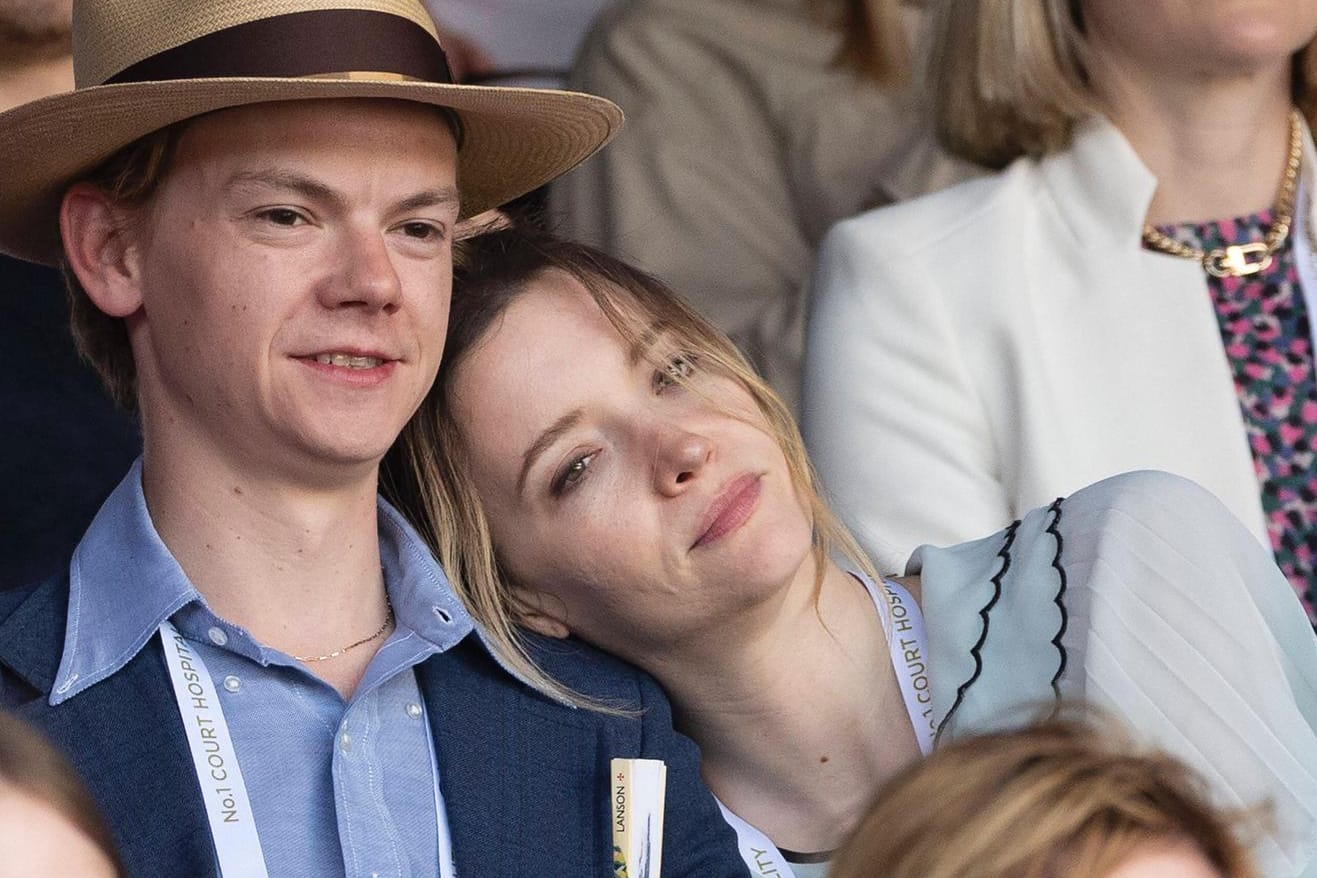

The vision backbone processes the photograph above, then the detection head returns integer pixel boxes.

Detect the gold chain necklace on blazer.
[1141,108,1303,279]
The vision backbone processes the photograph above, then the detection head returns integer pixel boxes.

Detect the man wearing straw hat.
[0,2,747,876]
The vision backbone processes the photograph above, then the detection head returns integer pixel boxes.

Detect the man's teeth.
[315,353,382,369]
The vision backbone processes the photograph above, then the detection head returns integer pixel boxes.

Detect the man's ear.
[512,587,571,640]
[59,182,146,318]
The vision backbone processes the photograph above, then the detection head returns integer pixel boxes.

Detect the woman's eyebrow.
[628,326,662,366]
[518,408,584,496]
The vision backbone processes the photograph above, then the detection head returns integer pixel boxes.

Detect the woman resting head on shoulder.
[829,715,1260,878]
[382,226,1317,877]
[0,712,123,878]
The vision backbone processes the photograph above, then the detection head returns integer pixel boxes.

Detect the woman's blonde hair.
[381,226,879,709]
[828,714,1261,878]
[932,0,1317,168]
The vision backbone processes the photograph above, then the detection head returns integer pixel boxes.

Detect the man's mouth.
[313,353,384,369]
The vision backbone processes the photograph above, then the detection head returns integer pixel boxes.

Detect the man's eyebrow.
[225,170,346,208]
[395,186,460,215]
[517,408,585,497]
[224,171,459,214]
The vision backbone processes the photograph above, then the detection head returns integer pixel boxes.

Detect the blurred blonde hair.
[381,226,880,709]
[830,0,912,84]
[931,0,1317,168]
[0,712,124,876]
[828,713,1261,878]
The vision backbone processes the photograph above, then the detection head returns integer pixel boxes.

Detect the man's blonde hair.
[62,124,187,411]
[931,0,1317,168]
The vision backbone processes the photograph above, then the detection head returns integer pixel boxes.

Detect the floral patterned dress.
[1151,212,1317,627]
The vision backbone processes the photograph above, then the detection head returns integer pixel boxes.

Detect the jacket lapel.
[418,638,604,877]
[1,577,217,877]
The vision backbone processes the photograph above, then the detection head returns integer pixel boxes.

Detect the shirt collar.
[53,458,200,704]
[377,498,475,650]
[50,457,528,705]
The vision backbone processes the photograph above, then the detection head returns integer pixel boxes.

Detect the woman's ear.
[512,587,572,640]
[60,182,146,318]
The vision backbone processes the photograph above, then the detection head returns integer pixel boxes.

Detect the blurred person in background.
[0,0,71,112]
[421,0,613,224]
[0,711,123,878]
[553,0,981,413]
[0,0,139,589]
[422,0,611,88]
[804,0,1317,630]
[828,716,1261,878]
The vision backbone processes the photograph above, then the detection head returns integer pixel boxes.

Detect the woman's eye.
[551,452,596,496]
[653,353,698,392]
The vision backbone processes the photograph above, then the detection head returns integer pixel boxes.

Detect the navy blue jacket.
[0,575,749,877]
[0,255,139,588]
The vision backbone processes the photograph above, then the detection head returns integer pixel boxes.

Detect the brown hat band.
[104,9,453,87]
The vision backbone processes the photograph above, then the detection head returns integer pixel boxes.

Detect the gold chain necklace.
[1142,108,1303,279]
[293,598,395,663]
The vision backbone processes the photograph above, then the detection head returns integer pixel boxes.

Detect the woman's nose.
[653,429,713,496]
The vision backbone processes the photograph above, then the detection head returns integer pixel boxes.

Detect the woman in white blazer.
[804,0,1317,627]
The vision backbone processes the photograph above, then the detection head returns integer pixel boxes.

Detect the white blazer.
[802,118,1316,568]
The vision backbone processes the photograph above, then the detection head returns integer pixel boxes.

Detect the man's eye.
[258,208,305,226]
[400,221,444,241]
[653,353,698,392]
[551,452,596,496]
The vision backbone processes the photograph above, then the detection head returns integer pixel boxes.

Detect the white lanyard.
[864,577,934,756]
[159,621,270,878]
[159,622,456,878]
[718,575,933,878]
[718,802,799,878]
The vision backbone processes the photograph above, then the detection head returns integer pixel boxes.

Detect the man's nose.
[653,428,713,496]
[321,228,403,311]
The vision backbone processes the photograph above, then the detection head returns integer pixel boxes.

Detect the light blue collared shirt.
[52,459,477,878]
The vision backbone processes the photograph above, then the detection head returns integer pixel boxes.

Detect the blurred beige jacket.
[552,0,978,412]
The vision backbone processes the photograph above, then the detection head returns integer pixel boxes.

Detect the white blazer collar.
[1038,112,1317,250]
[1037,115,1157,251]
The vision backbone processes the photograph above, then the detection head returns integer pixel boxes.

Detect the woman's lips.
[693,473,763,549]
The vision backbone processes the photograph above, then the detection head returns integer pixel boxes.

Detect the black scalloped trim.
[935,518,1020,743]
[1045,497,1070,698]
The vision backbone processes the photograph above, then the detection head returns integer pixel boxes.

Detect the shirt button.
[207,626,228,647]
[339,731,352,752]
[406,702,423,719]
[223,675,241,693]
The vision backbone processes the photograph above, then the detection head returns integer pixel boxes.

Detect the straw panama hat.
[0,0,624,266]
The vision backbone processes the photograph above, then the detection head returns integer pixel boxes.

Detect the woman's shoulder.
[919,471,1317,876]
[910,470,1240,585]
[917,469,1314,733]
[820,153,1046,266]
